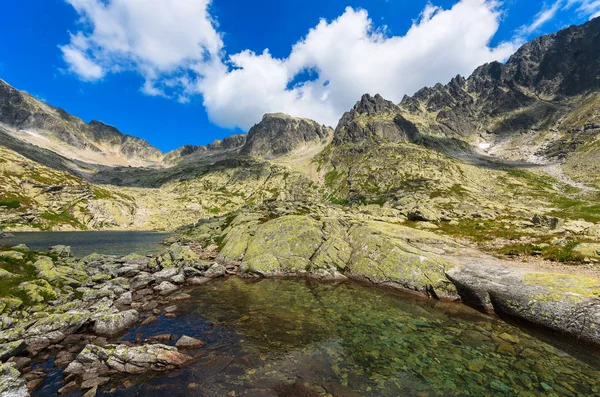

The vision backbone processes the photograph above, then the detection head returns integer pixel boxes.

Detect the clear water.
[0,231,170,256]
[34,278,600,397]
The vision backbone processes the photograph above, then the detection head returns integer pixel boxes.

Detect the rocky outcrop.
[447,264,600,345]
[64,343,192,376]
[240,113,332,158]
[333,94,419,145]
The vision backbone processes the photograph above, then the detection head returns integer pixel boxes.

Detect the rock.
[531,214,563,229]
[169,293,191,301]
[154,281,179,296]
[93,310,139,337]
[64,344,192,376]
[27,377,45,392]
[175,336,206,349]
[83,386,98,397]
[49,245,72,257]
[0,232,15,239]
[171,274,185,284]
[0,269,15,279]
[0,340,26,361]
[141,316,157,326]
[573,243,600,259]
[154,268,178,282]
[130,273,155,290]
[407,206,440,223]
[447,264,600,345]
[26,311,90,341]
[164,305,177,313]
[80,376,109,389]
[58,380,79,394]
[0,251,24,261]
[188,277,212,285]
[204,263,226,278]
[147,334,172,343]
[0,363,28,397]
[115,292,133,307]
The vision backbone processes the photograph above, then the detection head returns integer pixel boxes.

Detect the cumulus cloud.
[61,0,521,130]
[60,0,223,92]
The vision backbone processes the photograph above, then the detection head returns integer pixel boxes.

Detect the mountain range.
[0,17,599,244]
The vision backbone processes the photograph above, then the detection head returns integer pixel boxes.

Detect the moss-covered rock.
[0,251,24,261]
[0,363,28,397]
[346,221,458,298]
[16,279,58,304]
[241,215,324,275]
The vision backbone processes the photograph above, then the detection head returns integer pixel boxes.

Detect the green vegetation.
[550,194,600,223]
[40,211,86,230]
[497,240,585,263]
[0,248,38,301]
[0,200,20,209]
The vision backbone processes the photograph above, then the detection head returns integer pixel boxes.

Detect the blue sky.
[1,0,598,152]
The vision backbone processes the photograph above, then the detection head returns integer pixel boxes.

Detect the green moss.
[524,273,600,302]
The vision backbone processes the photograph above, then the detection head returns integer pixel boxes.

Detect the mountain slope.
[0,78,163,167]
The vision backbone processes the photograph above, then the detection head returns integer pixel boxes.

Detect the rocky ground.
[1,202,599,395]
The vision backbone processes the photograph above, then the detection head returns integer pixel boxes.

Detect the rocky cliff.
[399,17,600,141]
[333,94,419,145]
[240,113,332,158]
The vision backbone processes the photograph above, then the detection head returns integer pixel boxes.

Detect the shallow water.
[0,231,170,256]
[35,278,600,396]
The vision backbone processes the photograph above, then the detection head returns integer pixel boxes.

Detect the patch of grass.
[93,187,115,200]
[0,248,39,301]
[324,169,344,187]
[437,219,526,243]
[0,200,20,209]
[40,211,86,230]
[497,241,585,264]
[550,195,600,223]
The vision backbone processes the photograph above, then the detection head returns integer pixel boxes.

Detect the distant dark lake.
[0,231,170,256]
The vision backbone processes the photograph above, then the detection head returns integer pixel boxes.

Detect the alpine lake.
[28,275,600,396]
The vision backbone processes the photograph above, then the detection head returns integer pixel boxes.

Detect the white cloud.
[60,0,223,92]
[519,1,564,36]
[61,0,520,130]
[566,0,600,19]
[61,44,105,81]
[199,0,518,129]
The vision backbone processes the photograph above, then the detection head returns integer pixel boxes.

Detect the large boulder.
[93,310,139,337]
[447,264,600,345]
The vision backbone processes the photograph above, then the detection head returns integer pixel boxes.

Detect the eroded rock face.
[64,344,192,376]
[219,203,461,298]
[240,113,332,159]
[333,94,419,145]
[447,264,600,345]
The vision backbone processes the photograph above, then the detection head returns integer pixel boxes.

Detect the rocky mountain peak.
[333,93,419,145]
[353,94,399,116]
[240,113,332,159]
